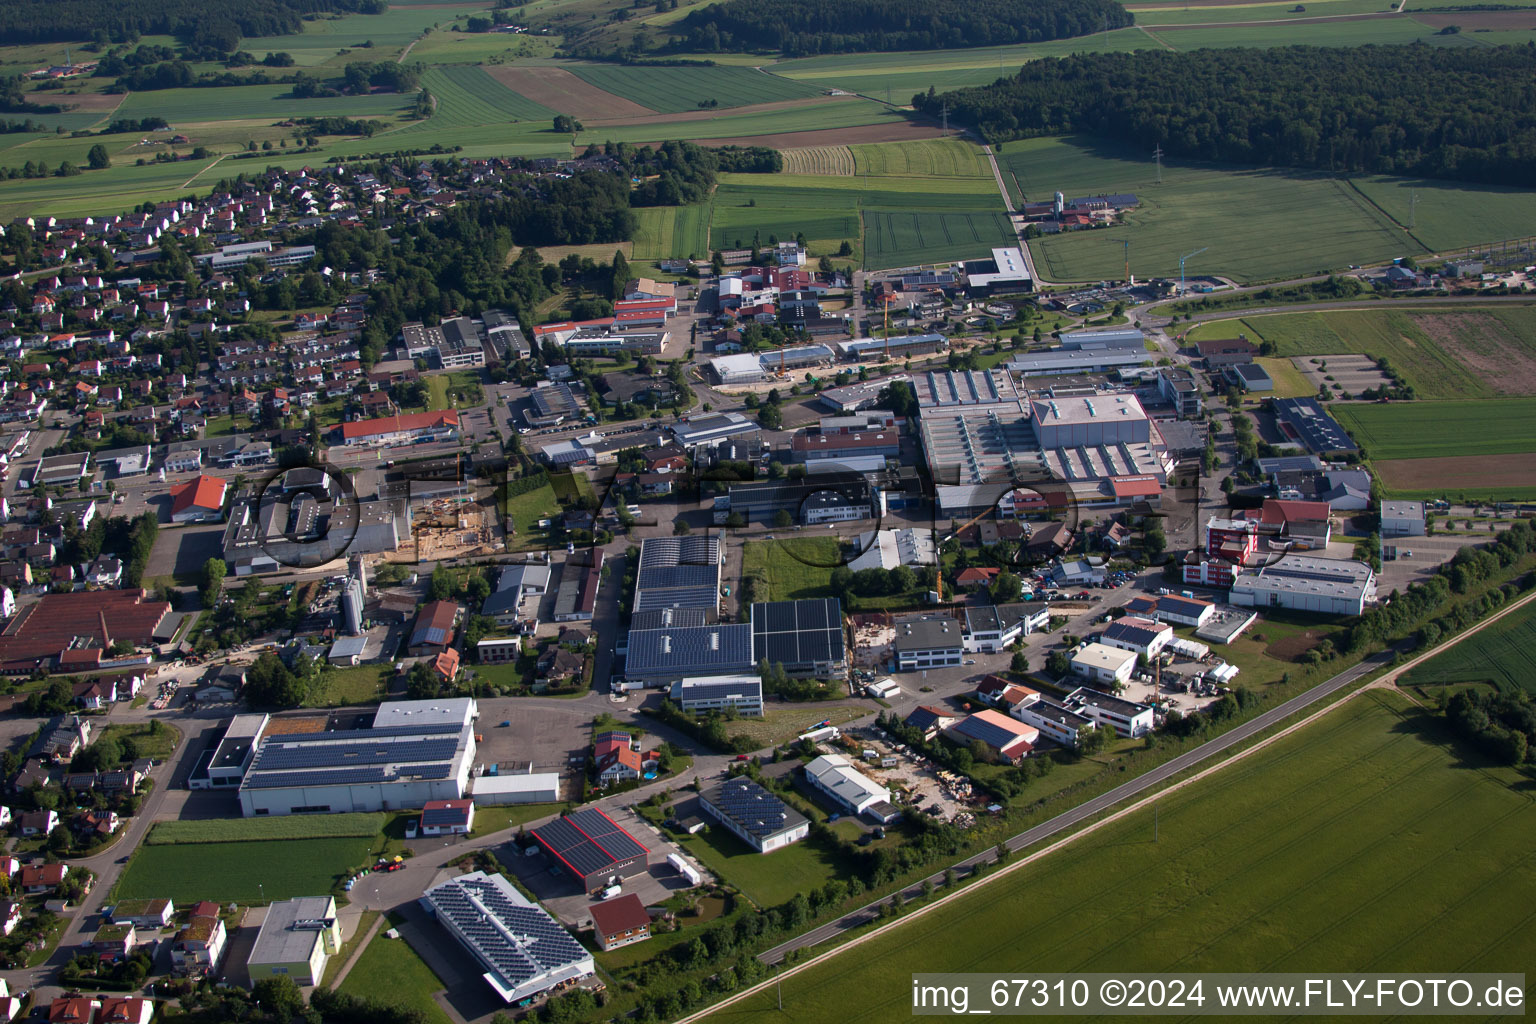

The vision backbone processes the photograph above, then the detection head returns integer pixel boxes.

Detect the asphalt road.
[759,646,1397,963]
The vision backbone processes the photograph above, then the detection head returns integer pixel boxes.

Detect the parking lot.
[143,521,226,582]
[471,696,596,789]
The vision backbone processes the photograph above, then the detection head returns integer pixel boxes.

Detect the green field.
[502,482,562,549]
[663,808,844,906]
[572,97,903,147]
[633,203,713,261]
[1351,175,1536,254]
[741,536,839,601]
[566,64,822,114]
[338,926,454,1024]
[115,837,375,902]
[1189,307,1536,400]
[114,84,411,124]
[1402,600,1536,694]
[707,165,1007,267]
[238,4,490,65]
[1146,16,1455,48]
[1011,136,1415,283]
[146,814,386,844]
[420,65,556,124]
[1131,0,1396,24]
[703,690,1536,1021]
[1331,399,1536,459]
[850,138,992,179]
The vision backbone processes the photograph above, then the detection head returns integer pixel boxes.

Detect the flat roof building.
[750,598,845,676]
[1069,642,1137,686]
[247,896,340,987]
[804,753,892,819]
[893,613,963,671]
[1272,397,1359,454]
[1381,500,1427,537]
[668,676,763,716]
[634,536,721,615]
[627,624,753,682]
[237,698,477,816]
[421,871,593,1004]
[1065,686,1154,738]
[1230,555,1376,616]
[1031,393,1151,449]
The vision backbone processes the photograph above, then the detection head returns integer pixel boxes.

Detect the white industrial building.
[1380,500,1427,537]
[237,698,477,816]
[1229,556,1376,616]
[1009,696,1098,749]
[699,776,809,854]
[1069,642,1137,686]
[963,604,1050,653]
[846,528,936,572]
[711,353,768,385]
[421,871,593,1004]
[893,614,964,670]
[470,771,562,805]
[668,676,764,717]
[1030,393,1151,449]
[1099,615,1174,658]
[804,754,897,821]
[1065,686,1154,738]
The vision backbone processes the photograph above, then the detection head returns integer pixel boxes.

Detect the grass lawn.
[426,369,485,411]
[501,482,561,550]
[1401,598,1536,695]
[92,721,181,762]
[114,837,376,903]
[665,817,844,907]
[1331,399,1536,460]
[702,690,1536,1020]
[1177,613,1343,688]
[337,917,453,1024]
[146,814,385,845]
[1008,135,1416,284]
[470,802,562,837]
[741,536,840,601]
[1254,356,1315,398]
[319,909,380,989]
[724,704,868,750]
[303,664,391,707]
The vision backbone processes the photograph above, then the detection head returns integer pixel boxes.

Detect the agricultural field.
[420,65,556,124]
[565,64,823,114]
[1351,175,1536,255]
[741,537,839,602]
[702,690,1536,1021]
[1143,15,1455,47]
[1009,136,1415,283]
[632,204,712,261]
[114,84,412,125]
[705,160,1007,268]
[1198,307,1536,399]
[115,837,376,903]
[237,4,489,65]
[570,96,908,147]
[338,923,454,1024]
[1372,454,1536,502]
[851,138,991,179]
[782,146,855,176]
[146,814,386,844]
[1129,0,1397,25]
[1331,399,1536,459]
[1402,600,1536,695]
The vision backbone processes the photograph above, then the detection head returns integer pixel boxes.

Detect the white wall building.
[1380,500,1427,537]
[1230,556,1376,616]
[804,754,891,817]
[699,776,809,854]
[1069,642,1137,686]
[1065,686,1154,738]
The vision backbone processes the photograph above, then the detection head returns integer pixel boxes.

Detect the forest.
[915,45,1536,186]
[0,0,387,47]
[672,0,1131,56]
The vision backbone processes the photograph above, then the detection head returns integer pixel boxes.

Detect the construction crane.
[1179,247,1208,295]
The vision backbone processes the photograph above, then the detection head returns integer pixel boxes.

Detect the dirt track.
[485,65,654,119]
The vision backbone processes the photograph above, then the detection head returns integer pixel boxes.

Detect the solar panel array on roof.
[253,738,459,771]
[633,536,722,614]
[705,777,806,839]
[750,598,845,672]
[424,871,590,998]
[624,623,754,679]
[531,808,648,881]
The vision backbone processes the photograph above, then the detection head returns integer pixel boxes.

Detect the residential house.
[419,799,475,836]
[171,911,226,976]
[589,893,652,952]
[19,861,67,893]
[17,809,58,836]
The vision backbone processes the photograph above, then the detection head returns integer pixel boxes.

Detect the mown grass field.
[115,837,375,902]
[1010,136,1414,283]
[1195,307,1536,400]
[114,84,411,124]
[1402,599,1536,694]
[664,811,844,906]
[566,64,822,114]
[782,145,855,176]
[1331,399,1536,459]
[501,482,562,549]
[701,690,1536,1021]
[338,922,454,1024]
[741,536,840,601]
[146,814,386,844]
[1254,355,1315,398]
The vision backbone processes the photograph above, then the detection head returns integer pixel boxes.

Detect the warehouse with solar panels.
[421,871,594,1003]
[529,807,650,891]
[632,536,722,616]
[237,698,477,816]
[699,776,809,853]
[751,598,846,676]
[625,623,754,683]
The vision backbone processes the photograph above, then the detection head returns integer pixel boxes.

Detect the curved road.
[759,646,1397,963]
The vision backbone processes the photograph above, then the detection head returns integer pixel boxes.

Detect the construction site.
[380,493,500,564]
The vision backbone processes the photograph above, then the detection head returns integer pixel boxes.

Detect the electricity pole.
[1409,190,1417,231]
[1153,145,1163,184]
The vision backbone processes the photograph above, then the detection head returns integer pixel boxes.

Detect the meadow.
[337,924,454,1024]
[113,84,411,124]
[1130,0,1397,24]
[1143,16,1459,47]
[145,814,386,844]
[1351,175,1536,253]
[701,690,1536,1021]
[501,481,562,549]
[1331,399,1536,459]
[741,536,840,602]
[114,837,375,902]
[237,4,490,65]
[1008,136,1415,283]
[850,138,991,179]
[864,209,1015,268]
[571,97,904,146]
[565,64,822,114]
[663,812,845,906]
[1188,308,1536,400]
[1402,600,1536,694]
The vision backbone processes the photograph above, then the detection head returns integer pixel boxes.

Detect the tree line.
[914,45,1536,186]
[0,0,387,46]
[672,0,1132,56]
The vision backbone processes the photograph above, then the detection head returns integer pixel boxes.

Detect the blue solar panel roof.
[625,623,754,678]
